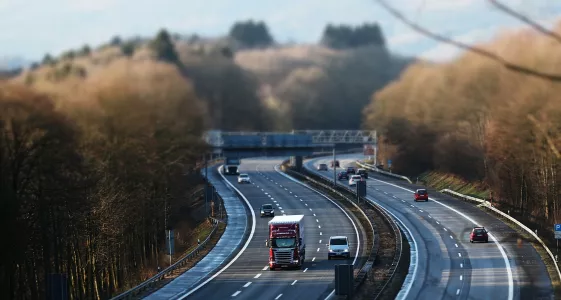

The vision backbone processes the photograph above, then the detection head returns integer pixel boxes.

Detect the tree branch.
[372,0,561,81]
[487,0,561,44]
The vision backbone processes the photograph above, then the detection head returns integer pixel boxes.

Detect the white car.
[237,173,251,184]
[348,175,362,186]
[328,236,350,259]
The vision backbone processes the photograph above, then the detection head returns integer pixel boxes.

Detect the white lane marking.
[262,266,268,270]
[419,210,423,213]
[460,275,463,281]
[428,215,432,218]
[232,291,241,297]
[456,289,460,295]
[444,228,448,232]
[312,257,316,262]
[275,294,283,300]
[436,221,440,224]
[450,235,453,239]
[460,263,463,268]
[309,208,312,211]
[243,282,252,287]
[313,214,316,217]
[279,207,283,209]
[180,166,257,299]
[455,244,458,247]
[281,210,285,213]
[316,219,319,222]
[318,225,321,228]
[291,280,297,285]
[317,248,320,252]
[458,253,462,258]
[369,175,514,300]
[254,273,261,279]
[303,268,308,273]
[305,203,308,206]
[319,240,322,243]
[320,232,322,235]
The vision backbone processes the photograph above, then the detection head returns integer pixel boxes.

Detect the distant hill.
[0,56,30,71]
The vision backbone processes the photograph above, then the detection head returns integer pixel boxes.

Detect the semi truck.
[223,157,240,175]
[266,215,306,270]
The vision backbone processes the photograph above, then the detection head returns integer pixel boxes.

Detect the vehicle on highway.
[470,226,489,243]
[260,204,275,217]
[348,175,362,186]
[356,168,368,179]
[331,160,340,168]
[237,173,251,184]
[317,163,328,171]
[266,215,306,270]
[327,236,350,260]
[346,166,356,174]
[338,171,349,180]
[223,157,240,175]
[414,189,429,202]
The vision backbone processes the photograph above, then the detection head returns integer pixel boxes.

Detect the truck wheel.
[328,256,331,260]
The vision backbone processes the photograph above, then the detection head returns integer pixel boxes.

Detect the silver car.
[237,173,251,184]
[327,236,350,259]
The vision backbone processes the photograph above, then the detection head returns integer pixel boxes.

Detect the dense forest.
[364,21,561,231]
[1,20,407,299]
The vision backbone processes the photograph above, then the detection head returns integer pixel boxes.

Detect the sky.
[0,0,560,66]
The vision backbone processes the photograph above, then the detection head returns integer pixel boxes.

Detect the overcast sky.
[0,0,560,63]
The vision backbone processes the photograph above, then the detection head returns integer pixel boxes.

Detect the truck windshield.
[271,238,296,248]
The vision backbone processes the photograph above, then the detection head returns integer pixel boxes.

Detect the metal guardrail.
[110,217,221,300]
[283,162,403,299]
[440,189,561,284]
[111,160,226,300]
[356,161,413,184]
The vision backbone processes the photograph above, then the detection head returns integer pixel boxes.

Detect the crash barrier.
[440,189,561,284]
[111,160,225,300]
[282,161,403,299]
[356,161,413,184]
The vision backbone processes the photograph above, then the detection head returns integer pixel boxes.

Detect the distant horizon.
[1,0,560,68]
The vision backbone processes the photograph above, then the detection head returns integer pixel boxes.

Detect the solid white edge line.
[369,176,514,300]
[274,165,361,300]
[305,158,419,300]
[275,165,360,299]
[177,165,256,299]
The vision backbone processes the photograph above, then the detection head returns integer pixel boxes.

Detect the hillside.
[364,20,561,230]
[15,27,412,131]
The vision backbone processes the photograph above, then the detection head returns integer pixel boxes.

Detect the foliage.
[79,44,91,56]
[0,59,208,299]
[121,41,136,56]
[151,29,180,63]
[364,22,561,229]
[321,23,385,49]
[229,20,274,48]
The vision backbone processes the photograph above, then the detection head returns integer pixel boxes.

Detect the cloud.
[395,0,476,12]
[419,28,493,61]
[388,31,426,46]
[64,0,120,12]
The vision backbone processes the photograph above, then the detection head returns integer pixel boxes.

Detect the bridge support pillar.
[290,156,303,171]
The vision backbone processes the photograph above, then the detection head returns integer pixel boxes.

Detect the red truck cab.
[267,215,306,270]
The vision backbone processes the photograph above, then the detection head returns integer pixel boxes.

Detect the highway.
[184,158,361,300]
[306,154,553,300]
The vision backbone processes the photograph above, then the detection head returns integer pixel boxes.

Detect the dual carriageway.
[138,130,554,300]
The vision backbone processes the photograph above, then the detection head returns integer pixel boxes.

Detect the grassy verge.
[419,171,489,199]
[135,221,226,298]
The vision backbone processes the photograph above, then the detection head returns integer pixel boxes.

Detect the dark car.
[260,204,275,217]
[331,160,340,168]
[317,163,328,171]
[346,167,356,174]
[470,226,489,243]
[414,189,428,202]
[337,171,349,180]
[356,168,368,179]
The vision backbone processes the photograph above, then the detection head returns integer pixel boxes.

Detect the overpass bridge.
[203,130,376,173]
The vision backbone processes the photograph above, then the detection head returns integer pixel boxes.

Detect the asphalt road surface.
[306,154,553,300]
[185,158,361,300]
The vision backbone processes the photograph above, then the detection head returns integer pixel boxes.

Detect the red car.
[414,189,428,202]
[470,226,489,243]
